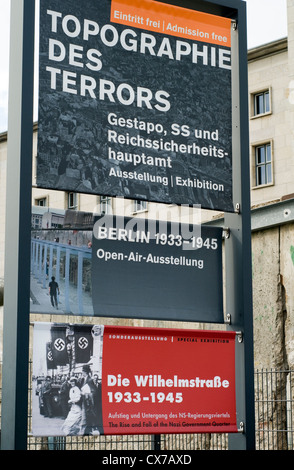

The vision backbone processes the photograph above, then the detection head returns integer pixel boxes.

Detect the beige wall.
[247,1,294,209]
[248,44,292,207]
[287,0,294,78]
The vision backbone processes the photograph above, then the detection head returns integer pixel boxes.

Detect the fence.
[1,367,294,450]
[255,369,294,450]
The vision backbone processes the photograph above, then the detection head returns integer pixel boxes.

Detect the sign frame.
[1,0,35,450]
[1,0,255,451]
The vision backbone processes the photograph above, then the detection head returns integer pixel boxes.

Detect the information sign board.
[91,215,224,322]
[37,0,233,211]
[32,322,237,436]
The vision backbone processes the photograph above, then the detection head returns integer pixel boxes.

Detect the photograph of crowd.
[32,322,104,436]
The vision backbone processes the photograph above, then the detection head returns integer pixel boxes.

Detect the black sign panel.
[91,215,224,322]
[37,0,233,211]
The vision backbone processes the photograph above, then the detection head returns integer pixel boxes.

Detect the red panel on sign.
[32,323,237,436]
[101,326,237,434]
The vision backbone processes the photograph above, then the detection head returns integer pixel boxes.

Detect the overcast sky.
[0,0,288,133]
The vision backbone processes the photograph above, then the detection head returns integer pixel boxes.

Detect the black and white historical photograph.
[32,322,104,437]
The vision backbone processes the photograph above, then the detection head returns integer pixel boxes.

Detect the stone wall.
[252,223,294,370]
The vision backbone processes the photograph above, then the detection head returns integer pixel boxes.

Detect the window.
[255,90,270,115]
[35,197,47,207]
[133,200,147,212]
[255,143,272,186]
[100,196,112,215]
[251,89,271,117]
[31,215,42,229]
[67,192,78,210]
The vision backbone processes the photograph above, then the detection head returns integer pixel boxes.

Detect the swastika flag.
[74,325,93,364]
[50,324,68,366]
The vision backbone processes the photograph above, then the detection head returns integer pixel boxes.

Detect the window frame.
[250,88,272,119]
[133,200,148,213]
[34,196,48,207]
[67,192,78,210]
[251,140,274,189]
[100,196,112,215]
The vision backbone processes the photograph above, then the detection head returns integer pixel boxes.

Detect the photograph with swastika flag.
[32,322,104,436]
[33,322,237,437]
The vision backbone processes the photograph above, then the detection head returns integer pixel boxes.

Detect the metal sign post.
[1,0,35,450]
[224,0,255,449]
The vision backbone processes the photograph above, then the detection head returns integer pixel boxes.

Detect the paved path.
[30,274,94,316]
